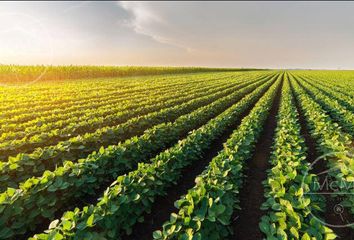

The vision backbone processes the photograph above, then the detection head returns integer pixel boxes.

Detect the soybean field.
[0,69,353,240]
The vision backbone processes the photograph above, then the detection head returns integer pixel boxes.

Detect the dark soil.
[291,78,354,239]
[231,75,283,240]
[124,78,277,240]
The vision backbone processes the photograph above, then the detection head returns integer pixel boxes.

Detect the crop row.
[0,73,274,190]
[300,70,354,90]
[296,77,354,137]
[1,77,157,116]
[0,76,217,131]
[297,75,354,114]
[0,76,234,142]
[0,74,254,160]
[297,71,354,103]
[29,73,282,240]
[0,71,238,107]
[260,75,335,239]
[0,74,276,238]
[291,74,353,234]
[1,72,239,123]
[153,73,282,240]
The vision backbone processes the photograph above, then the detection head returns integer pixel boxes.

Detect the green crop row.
[0,73,272,191]
[260,75,335,240]
[0,72,242,109]
[153,74,282,240]
[0,73,191,117]
[0,74,276,239]
[297,75,354,113]
[0,72,237,128]
[296,76,354,137]
[30,74,280,240]
[1,72,241,122]
[0,77,222,137]
[0,76,239,159]
[291,74,354,233]
[292,70,354,96]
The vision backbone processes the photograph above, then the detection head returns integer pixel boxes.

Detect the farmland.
[0,68,353,240]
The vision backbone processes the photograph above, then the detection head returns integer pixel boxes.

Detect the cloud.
[62,2,89,14]
[117,1,193,52]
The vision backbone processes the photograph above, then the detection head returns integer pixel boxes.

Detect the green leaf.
[290,226,299,239]
[346,176,354,182]
[86,214,95,227]
[194,198,207,220]
[0,227,13,239]
[301,233,311,240]
[9,163,18,170]
[153,230,162,239]
[99,146,105,154]
[215,204,226,215]
[325,231,337,240]
[259,221,270,234]
[48,232,63,240]
[62,220,72,231]
[6,188,16,197]
[192,232,202,240]
[47,184,58,192]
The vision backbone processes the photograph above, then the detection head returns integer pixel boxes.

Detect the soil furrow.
[231,75,283,240]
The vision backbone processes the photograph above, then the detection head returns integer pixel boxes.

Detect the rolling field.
[0,69,353,240]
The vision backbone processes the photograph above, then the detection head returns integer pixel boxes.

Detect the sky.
[0,1,353,69]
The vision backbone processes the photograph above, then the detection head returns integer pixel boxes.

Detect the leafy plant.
[0,74,276,238]
[153,74,282,240]
[30,75,278,239]
[260,74,334,239]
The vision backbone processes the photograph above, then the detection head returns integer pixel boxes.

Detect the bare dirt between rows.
[124,80,276,240]
[291,79,353,239]
[231,76,283,240]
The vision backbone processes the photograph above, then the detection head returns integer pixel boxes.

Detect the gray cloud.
[117,1,194,52]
